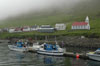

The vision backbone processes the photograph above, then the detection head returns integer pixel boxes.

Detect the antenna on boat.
[35,34,37,41]
[61,40,64,48]
[45,35,48,43]
[55,36,58,45]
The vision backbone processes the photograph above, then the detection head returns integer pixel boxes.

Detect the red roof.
[72,22,88,26]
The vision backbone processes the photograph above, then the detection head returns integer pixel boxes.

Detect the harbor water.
[0,43,100,66]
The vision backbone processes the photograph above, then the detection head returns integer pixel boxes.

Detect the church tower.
[85,16,89,23]
[85,16,90,30]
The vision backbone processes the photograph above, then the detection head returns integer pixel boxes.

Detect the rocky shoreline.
[1,36,100,49]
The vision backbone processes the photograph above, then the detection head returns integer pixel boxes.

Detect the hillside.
[0,0,99,27]
[0,0,100,38]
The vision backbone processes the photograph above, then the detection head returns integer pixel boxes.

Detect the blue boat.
[8,41,28,52]
[37,43,64,56]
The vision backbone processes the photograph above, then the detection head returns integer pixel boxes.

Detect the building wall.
[38,28,55,33]
[55,24,66,30]
[9,29,15,33]
[72,25,90,30]
[23,28,31,32]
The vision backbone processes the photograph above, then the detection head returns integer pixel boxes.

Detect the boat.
[8,45,28,52]
[27,42,40,51]
[37,43,64,56]
[86,48,100,61]
[8,41,28,52]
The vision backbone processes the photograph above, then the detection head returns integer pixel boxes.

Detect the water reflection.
[37,54,65,66]
[87,60,100,66]
[2,43,100,66]
[16,52,25,59]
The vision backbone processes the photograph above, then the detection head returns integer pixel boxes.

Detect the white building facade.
[72,16,90,30]
[30,25,39,31]
[8,28,15,33]
[55,23,66,30]
[22,26,31,32]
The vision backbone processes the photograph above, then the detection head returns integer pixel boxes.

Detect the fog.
[0,0,83,20]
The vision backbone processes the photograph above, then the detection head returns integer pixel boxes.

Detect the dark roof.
[41,25,52,28]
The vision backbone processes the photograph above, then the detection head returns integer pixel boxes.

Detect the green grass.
[0,16,100,39]
[0,0,100,38]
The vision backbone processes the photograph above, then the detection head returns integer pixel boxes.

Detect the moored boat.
[86,48,100,61]
[8,40,28,52]
[37,43,64,56]
[8,45,28,52]
[27,42,40,51]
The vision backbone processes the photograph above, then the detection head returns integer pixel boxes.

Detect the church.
[72,16,90,30]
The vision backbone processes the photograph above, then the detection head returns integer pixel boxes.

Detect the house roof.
[72,22,88,26]
[55,24,65,26]
[15,27,22,31]
[41,25,52,28]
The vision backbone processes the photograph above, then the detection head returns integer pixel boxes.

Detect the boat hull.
[8,45,28,52]
[87,53,100,61]
[28,45,40,51]
[37,50,64,56]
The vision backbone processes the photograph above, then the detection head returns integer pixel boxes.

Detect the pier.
[28,48,89,60]
[64,52,89,59]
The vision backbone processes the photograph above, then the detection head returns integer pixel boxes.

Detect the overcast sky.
[0,0,82,20]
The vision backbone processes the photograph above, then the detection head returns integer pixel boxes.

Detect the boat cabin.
[16,42,24,47]
[43,44,58,51]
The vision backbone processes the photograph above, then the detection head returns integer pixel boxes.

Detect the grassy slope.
[0,0,100,38]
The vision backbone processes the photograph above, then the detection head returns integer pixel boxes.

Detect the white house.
[55,23,66,30]
[30,25,39,31]
[8,28,15,33]
[72,16,90,30]
[22,26,31,32]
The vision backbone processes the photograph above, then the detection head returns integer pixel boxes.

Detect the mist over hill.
[0,0,100,28]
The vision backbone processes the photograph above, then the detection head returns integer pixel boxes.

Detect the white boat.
[37,43,64,56]
[8,45,28,52]
[27,42,40,51]
[86,48,100,61]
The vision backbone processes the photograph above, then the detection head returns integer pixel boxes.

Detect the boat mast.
[55,36,58,44]
[45,35,48,43]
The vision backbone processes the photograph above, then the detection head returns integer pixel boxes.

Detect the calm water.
[0,43,100,66]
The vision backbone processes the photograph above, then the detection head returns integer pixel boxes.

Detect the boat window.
[41,46,44,48]
[95,52,100,54]
[52,45,57,50]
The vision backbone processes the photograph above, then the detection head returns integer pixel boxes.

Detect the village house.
[0,29,2,33]
[2,28,9,32]
[55,23,66,30]
[38,25,55,33]
[8,27,15,33]
[22,26,31,32]
[14,27,22,32]
[72,16,90,30]
[30,25,39,31]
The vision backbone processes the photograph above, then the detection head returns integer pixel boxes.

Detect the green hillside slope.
[0,0,100,38]
[0,0,99,27]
